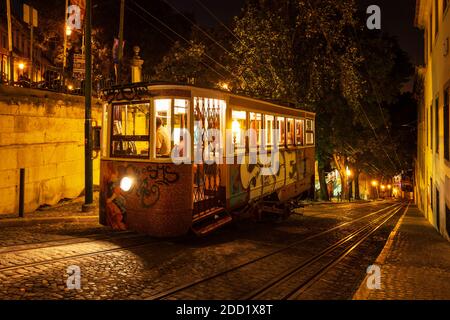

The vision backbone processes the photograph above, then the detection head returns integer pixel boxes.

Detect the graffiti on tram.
[101,162,180,230]
[230,150,307,207]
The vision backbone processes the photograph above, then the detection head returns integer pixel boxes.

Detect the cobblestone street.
[0,200,448,300]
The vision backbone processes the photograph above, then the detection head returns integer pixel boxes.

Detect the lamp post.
[346,167,352,202]
[371,180,379,200]
[82,0,93,212]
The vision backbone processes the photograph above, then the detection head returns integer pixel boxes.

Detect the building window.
[436,188,440,231]
[436,97,440,154]
[430,13,433,51]
[436,0,440,39]
[446,203,450,237]
[426,106,429,147]
[431,105,434,150]
[111,103,151,159]
[445,88,449,161]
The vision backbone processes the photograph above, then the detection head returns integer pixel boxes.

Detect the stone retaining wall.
[0,85,103,214]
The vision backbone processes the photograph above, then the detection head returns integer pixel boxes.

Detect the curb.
[352,203,410,300]
[0,216,99,228]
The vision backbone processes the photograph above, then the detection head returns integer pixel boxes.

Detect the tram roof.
[101,82,315,117]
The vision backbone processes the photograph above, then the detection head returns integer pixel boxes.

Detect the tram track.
[0,231,137,254]
[147,201,405,300]
[0,235,167,273]
[0,202,403,283]
[244,202,409,300]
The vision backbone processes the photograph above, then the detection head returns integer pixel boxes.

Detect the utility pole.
[6,0,14,84]
[82,0,93,212]
[24,4,37,82]
[117,0,125,84]
[63,0,69,86]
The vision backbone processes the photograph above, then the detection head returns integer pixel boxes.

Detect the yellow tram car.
[99,83,316,237]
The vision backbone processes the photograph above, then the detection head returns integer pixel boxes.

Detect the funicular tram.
[99,83,316,237]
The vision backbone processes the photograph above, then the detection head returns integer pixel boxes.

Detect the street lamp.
[371,180,379,200]
[346,167,352,202]
[346,168,352,177]
[66,26,72,36]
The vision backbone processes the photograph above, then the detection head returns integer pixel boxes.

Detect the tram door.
[193,97,226,216]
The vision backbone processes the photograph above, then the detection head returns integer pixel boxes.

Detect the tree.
[229,0,414,200]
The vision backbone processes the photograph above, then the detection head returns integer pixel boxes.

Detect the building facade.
[415,0,450,240]
[0,12,53,83]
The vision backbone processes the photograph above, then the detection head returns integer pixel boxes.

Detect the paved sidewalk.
[0,193,99,227]
[353,205,450,300]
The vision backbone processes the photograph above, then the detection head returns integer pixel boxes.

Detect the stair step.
[193,207,226,223]
[192,215,233,237]
[192,207,232,236]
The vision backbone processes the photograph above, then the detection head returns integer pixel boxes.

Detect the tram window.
[295,119,305,146]
[305,119,315,145]
[154,99,172,158]
[265,115,275,147]
[276,116,286,146]
[287,118,295,146]
[111,103,150,159]
[232,110,247,152]
[173,99,189,158]
[249,112,262,149]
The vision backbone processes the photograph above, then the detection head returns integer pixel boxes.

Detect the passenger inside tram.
[156,117,171,157]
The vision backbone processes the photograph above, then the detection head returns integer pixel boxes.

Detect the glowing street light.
[219,82,230,91]
[66,26,72,36]
[381,185,386,191]
[18,62,25,70]
[371,180,378,187]
[387,184,392,190]
[346,167,352,177]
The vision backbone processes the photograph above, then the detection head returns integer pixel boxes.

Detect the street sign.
[73,54,85,79]
[23,4,38,27]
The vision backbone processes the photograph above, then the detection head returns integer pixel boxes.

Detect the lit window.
[154,99,172,158]
[295,119,305,146]
[111,103,150,159]
[276,116,286,146]
[232,110,247,152]
[265,115,275,147]
[287,118,295,146]
[249,112,262,149]
[173,99,189,158]
[305,119,315,145]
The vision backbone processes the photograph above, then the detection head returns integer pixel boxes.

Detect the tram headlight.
[120,177,134,192]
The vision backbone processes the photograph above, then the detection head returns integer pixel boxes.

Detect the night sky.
[171,0,423,66]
